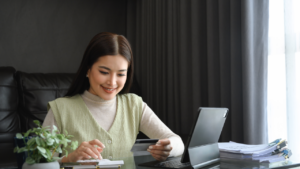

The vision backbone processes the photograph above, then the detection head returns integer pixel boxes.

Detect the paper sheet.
[77,159,124,165]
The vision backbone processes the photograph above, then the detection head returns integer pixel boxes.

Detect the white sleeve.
[42,108,60,133]
[42,108,63,163]
[139,102,184,157]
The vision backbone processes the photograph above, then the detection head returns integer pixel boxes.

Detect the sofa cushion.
[0,66,20,167]
[16,71,75,132]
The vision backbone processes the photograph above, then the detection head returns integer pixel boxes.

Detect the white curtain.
[268,0,300,157]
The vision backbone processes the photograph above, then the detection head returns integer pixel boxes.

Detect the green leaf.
[13,146,19,153]
[27,137,36,146]
[33,120,40,126]
[39,133,45,139]
[57,134,63,140]
[29,147,37,151]
[56,146,62,153]
[24,129,32,137]
[65,150,68,157]
[16,133,23,139]
[54,138,60,144]
[46,133,51,138]
[46,138,54,146]
[46,149,52,160]
[53,125,58,132]
[18,147,28,153]
[64,129,68,135]
[71,141,78,150]
[67,134,74,139]
[35,137,41,146]
[40,151,48,159]
[25,157,35,165]
[63,139,68,147]
[37,146,46,154]
[53,157,60,160]
[40,139,46,147]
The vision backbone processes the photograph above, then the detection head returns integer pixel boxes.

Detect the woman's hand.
[62,139,105,162]
[147,138,173,161]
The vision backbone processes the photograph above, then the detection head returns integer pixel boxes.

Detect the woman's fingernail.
[156,142,161,145]
[94,156,98,159]
[147,149,151,152]
[88,156,92,159]
[149,146,153,149]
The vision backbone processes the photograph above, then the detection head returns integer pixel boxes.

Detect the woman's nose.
[107,74,117,86]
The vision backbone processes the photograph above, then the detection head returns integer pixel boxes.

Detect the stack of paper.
[62,159,124,168]
[218,140,291,163]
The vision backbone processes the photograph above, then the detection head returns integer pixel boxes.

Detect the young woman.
[43,32,184,163]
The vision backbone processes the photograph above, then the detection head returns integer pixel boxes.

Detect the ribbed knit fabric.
[48,93,143,159]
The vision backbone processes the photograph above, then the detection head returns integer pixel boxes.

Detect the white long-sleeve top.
[43,90,184,157]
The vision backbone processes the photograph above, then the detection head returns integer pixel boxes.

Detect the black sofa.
[0,66,142,168]
[0,66,74,168]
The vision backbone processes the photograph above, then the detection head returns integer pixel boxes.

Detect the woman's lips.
[101,86,116,93]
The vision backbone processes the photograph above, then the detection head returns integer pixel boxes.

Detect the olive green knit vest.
[47,93,143,159]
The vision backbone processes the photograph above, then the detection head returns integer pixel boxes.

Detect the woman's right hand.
[62,139,105,162]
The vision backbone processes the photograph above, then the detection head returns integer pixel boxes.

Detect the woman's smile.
[101,86,117,93]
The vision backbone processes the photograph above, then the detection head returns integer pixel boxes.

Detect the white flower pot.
[22,161,59,169]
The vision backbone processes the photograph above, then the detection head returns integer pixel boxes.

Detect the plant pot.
[22,161,59,169]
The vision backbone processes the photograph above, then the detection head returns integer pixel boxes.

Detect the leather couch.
[0,66,74,168]
[0,66,142,168]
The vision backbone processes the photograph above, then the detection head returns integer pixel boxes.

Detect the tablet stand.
[188,143,220,169]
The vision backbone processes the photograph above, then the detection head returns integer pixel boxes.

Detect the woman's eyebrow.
[99,66,127,72]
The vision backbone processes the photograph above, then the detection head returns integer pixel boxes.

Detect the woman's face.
[87,54,129,100]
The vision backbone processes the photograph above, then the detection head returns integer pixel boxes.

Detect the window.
[268,0,300,157]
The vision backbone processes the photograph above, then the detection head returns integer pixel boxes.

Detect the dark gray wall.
[0,0,127,73]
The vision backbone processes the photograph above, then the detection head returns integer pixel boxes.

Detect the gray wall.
[0,0,127,73]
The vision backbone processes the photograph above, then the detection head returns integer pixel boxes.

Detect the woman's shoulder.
[50,94,82,103]
[118,93,143,104]
[118,93,141,99]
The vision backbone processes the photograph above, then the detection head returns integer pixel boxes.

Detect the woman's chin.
[99,92,116,100]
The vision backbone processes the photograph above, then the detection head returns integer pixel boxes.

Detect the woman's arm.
[139,102,185,160]
[42,109,62,162]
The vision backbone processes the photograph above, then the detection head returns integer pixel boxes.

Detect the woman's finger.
[81,146,100,159]
[89,139,106,149]
[82,141,102,160]
[77,142,100,159]
[80,151,93,160]
[150,152,167,161]
[157,139,171,146]
[147,149,170,157]
[97,147,104,153]
[148,144,172,151]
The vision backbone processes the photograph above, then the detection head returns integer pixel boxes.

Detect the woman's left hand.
[147,138,173,161]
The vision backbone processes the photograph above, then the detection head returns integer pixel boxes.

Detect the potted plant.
[14,120,78,169]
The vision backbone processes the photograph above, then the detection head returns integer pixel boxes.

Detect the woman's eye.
[100,71,108,75]
[118,74,126,77]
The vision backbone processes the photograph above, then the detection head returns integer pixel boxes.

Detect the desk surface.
[2,155,300,169]
[120,154,300,169]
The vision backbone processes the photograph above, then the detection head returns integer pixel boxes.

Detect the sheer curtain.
[268,0,300,157]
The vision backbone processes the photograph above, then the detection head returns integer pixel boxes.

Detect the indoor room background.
[0,0,269,152]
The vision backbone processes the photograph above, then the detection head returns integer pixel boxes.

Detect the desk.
[123,155,300,169]
[2,155,300,169]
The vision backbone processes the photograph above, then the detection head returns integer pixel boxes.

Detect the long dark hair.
[65,32,134,97]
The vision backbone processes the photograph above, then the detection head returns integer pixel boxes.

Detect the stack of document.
[62,159,124,168]
[218,139,292,163]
